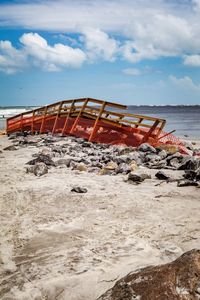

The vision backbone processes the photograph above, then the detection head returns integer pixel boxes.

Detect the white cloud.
[82,28,119,62]
[20,32,86,71]
[1,1,200,70]
[122,68,142,76]
[0,33,86,74]
[0,0,200,65]
[0,40,26,74]
[183,55,200,67]
[169,75,200,91]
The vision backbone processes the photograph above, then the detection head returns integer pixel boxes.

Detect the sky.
[0,0,200,106]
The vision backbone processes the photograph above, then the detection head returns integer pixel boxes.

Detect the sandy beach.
[0,134,200,300]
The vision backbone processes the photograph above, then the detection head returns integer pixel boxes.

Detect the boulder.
[137,143,157,153]
[127,172,151,184]
[26,162,48,177]
[157,149,168,159]
[55,158,71,167]
[98,168,113,176]
[97,249,200,300]
[177,180,199,187]
[155,171,170,180]
[159,144,180,155]
[3,145,18,151]
[71,186,87,193]
[74,162,88,172]
[129,161,138,172]
[115,163,131,175]
[26,154,55,166]
[105,161,118,170]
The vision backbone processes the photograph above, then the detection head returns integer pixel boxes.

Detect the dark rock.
[113,155,131,165]
[137,143,157,153]
[178,157,197,170]
[127,172,151,184]
[8,131,29,139]
[34,162,48,176]
[177,180,199,187]
[82,141,93,147]
[55,158,71,167]
[3,145,18,151]
[26,162,48,176]
[155,171,170,180]
[97,249,200,300]
[71,186,87,193]
[26,154,55,166]
[116,163,131,174]
[183,169,200,181]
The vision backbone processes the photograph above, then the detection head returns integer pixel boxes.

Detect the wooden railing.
[7,97,166,142]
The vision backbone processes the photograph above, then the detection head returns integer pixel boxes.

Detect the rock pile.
[97,249,200,300]
[5,132,200,186]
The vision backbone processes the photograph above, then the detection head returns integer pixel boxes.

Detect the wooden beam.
[62,100,75,135]
[70,98,89,134]
[88,101,106,142]
[39,107,48,134]
[52,101,63,134]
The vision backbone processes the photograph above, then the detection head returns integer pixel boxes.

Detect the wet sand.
[0,135,200,300]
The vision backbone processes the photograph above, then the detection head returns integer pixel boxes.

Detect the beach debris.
[97,249,200,300]
[71,186,87,193]
[3,145,18,151]
[155,171,170,180]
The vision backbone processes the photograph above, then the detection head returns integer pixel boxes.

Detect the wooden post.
[135,118,143,128]
[39,106,48,134]
[20,114,23,132]
[155,120,166,139]
[62,100,75,136]
[31,111,35,134]
[88,101,106,142]
[70,98,89,134]
[141,119,159,143]
[52,101,63,134]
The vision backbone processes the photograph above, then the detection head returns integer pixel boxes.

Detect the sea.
[0,105,200,139]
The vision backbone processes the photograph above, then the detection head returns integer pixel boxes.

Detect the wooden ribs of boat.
[6,97,166,147]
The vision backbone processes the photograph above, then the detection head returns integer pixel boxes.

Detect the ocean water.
[0,105,200,139]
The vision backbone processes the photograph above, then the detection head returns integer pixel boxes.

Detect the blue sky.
[0,0,200,106]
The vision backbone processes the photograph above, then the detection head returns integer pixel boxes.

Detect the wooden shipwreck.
[6,97,169,147]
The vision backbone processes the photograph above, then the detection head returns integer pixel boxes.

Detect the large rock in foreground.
[98,249,200,300]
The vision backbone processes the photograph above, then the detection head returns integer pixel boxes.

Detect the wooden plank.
[70,98,89,134]
[52,101,63,134]
[39,106,48,134]
[31,111,35,133]
[88,101,106,142]
[62,100,75,135]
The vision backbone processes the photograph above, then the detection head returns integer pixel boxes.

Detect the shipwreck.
[6,97,186,152]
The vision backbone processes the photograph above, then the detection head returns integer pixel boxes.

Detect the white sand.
[0,136,200,300]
